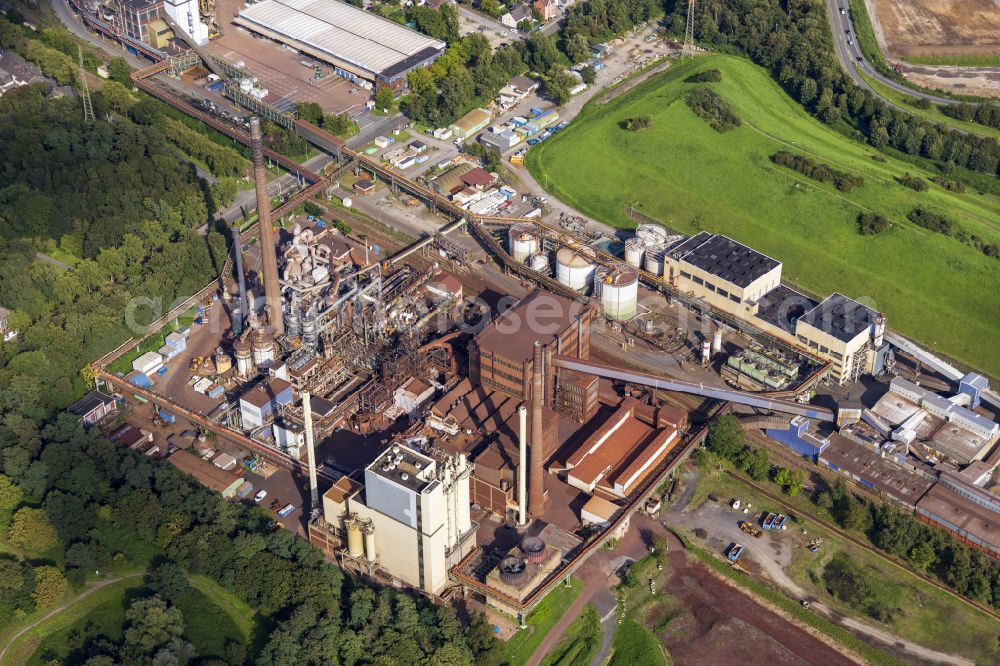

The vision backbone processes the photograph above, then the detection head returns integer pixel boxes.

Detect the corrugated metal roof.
[237,0,445,75]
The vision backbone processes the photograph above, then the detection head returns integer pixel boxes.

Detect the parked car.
[527,138,540,145]
[254,489,267,503]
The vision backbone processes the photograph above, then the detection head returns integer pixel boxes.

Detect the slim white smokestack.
[302,391,318,507]
[518,403,527,526]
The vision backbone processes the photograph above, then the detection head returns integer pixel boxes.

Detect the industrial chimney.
[529,341,546,517]
[302,390,318,508]
[231,223,249,336]
[518,403,527,526]
[249,117,284,337]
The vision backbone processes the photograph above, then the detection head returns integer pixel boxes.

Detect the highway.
[824,0,957,106]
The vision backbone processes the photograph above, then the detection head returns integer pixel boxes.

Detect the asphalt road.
[824,0,957,105]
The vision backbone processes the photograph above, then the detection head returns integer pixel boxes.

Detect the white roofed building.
[234,0,445,92]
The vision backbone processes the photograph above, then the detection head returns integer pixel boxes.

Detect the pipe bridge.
[550,355,835,421]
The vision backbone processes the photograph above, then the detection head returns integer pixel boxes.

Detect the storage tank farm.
[596,264,639,320]
[555,247,597,291]
[508,223,541,262]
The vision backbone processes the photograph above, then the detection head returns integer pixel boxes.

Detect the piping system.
[231,223,249,336]
[250,117,284,337]
[302,390,318,507]
[518,403,528,526]
[549,354,836,421]
[530,341,546,517]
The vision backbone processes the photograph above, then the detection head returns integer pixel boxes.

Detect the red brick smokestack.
[530,340,546,517]
[250,117,284,337]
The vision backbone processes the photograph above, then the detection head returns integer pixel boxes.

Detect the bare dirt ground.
[867,0,1000,58]
[903,64,1000,98]
[865,0,1000,96]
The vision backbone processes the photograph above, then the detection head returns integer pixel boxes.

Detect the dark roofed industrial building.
[469,290,593,401]
[669,232,780,289]
[797,293,879,344]
[67,390,117,426]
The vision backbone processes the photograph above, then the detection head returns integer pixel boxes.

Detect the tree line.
[770,151,864,193]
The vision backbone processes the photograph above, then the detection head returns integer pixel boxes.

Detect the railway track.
[725,468,1000,623]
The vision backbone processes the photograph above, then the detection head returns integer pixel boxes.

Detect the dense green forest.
[0,39,501,666]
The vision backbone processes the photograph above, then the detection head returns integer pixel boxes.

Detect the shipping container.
[157,409,176,424]
[236,481,254,498]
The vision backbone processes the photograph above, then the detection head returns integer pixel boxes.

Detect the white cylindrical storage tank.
[600,265,639,320]
[362,520,376,563]
[508,224,540,263]
[234,339,252,376]
[636,223,668,246]
[556,247,596,291]
[346,516,364,558]
[712,329,723,354]
[252,329,275,366]
[624,238,645,268]
[528,252,549,273]
[644,245,666,276]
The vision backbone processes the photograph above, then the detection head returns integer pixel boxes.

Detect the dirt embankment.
[868,0,1000,58]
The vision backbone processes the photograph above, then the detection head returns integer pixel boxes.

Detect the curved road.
[824,0,957,105]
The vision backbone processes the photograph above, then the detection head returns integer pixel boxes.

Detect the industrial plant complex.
[50,0,1000,652]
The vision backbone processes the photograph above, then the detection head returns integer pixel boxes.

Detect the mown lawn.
[527,54,1000,377]
[504,578,583,666]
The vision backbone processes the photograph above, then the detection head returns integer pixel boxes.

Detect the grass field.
[607,619,668,666]
[504,578,583,666]
[539,604,601,666]
[904,54,1000,68]
[0,576,145,666]
[689,470,1000,664]
[527,54,1000,377]
[19,576,251,665]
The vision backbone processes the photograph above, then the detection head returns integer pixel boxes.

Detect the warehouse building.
[234,0,446,93]
[794,293,885,384]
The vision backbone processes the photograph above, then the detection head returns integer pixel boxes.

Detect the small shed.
[354,179,376,195]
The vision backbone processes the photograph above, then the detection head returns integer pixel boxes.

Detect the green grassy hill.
[527,55,1000,377]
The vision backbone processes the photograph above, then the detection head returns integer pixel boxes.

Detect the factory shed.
[234,0,445,91]
[818,433,933,508]
[563,399,679,498]
[67,391,117,426]
[766,416,830,460]
[916,484,1000,558]
[169,450,243,497]
[450,108,492,140]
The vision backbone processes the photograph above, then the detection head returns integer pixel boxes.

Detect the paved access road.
[823,0,956,105]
